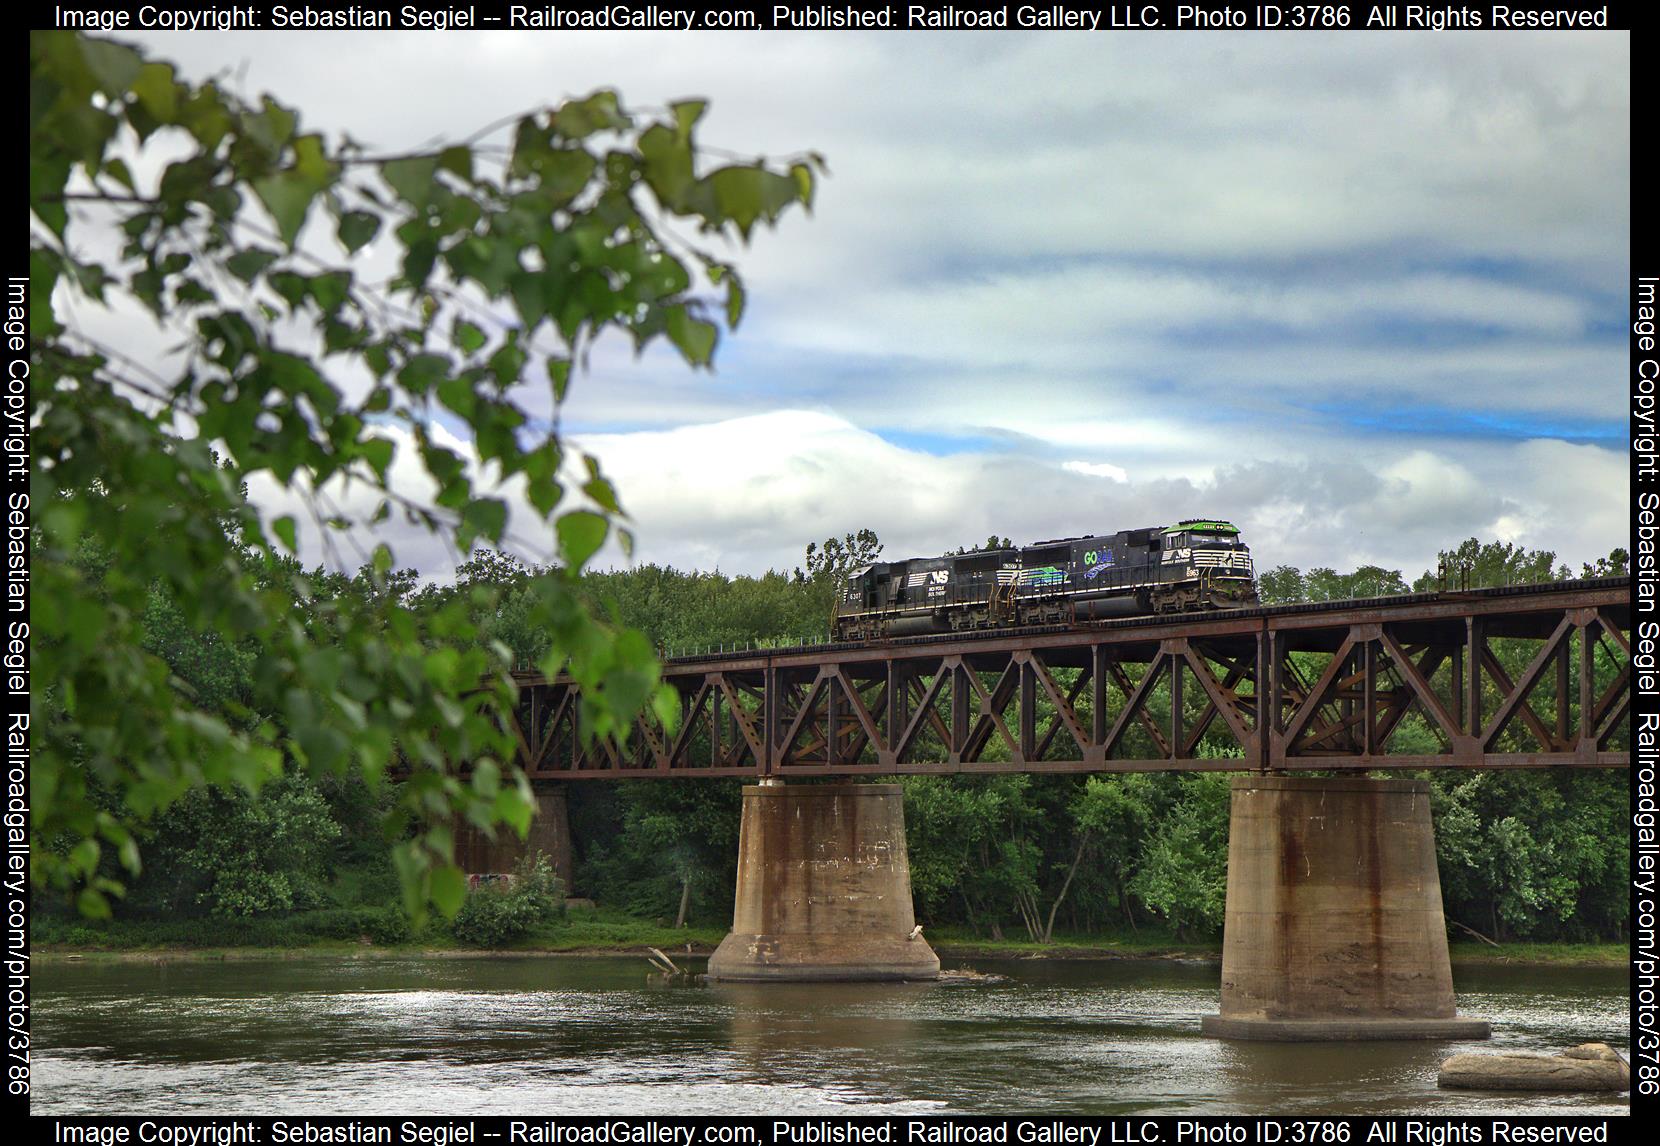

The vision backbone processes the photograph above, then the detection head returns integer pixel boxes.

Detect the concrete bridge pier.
[707,782,940,982]
[454,785,573,891]
[1202,775,1490,1041]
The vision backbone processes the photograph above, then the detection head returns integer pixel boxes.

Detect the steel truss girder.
[504,581,1630,778]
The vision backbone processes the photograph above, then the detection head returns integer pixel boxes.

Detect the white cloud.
[100,30,1627,586]
[1062,461,1129,483]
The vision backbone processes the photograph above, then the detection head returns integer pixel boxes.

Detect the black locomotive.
[833,519,1259,641]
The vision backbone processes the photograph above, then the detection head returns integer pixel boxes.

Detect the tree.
[1070,774,1157,930]
[1581,547,1629,578]
[1129,774,1231,939]
[797,529,882,619]
[1413,538,1567,592]
[946,535,1013,555]
[132,771,342,918]
[30,32,819,916]
[1301,565,1408,602]
[1256,564,1305,605]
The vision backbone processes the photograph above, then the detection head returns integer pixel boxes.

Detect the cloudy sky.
[124,29,1629,581]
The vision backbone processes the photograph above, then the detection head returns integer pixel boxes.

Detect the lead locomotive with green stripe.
[833,520,1260,641]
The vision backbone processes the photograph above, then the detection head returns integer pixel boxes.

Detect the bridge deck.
[507,578,1631,779]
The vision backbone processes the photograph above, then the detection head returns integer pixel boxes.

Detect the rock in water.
[1438,1043,1630,1091]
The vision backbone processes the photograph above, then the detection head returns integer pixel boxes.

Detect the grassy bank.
[923,925,1220,962]
[1444,941,1628,967]
[31,904,728,961]
[34,911,1626,969]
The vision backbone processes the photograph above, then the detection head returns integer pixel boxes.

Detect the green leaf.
[583,476,622,515]
[790,161,816,210]
[360,437,393,478]
[551,89,626,139]
[76,888,112,920]
[252,169,320,246]
[453,319,487,354]
[438,145,473,181]
[131,61,177,122]
[393,843,431,920]
[397,353,449,396]
[225,247,280,283]
[671,99,707,141]
[246,95,297,155]
[725,276,746,329]
[546,357,571,403]
[382,155,438,208]
[556,510,608,569]
[78,38,142,98]
[69,838,100,876]
[461,498,508,544]
[437,377,477,419]
[709,167,765,239]
[494,788,533,838]
[337,210,380,254]
[272,515,298,553]
[665,306,716,368]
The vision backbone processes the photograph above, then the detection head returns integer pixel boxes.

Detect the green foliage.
[582,563,832,653]
[293,905,410,944]
[1580,547,1629,578]
[1264,564,1410,604]
[946,536,1014,555]
[131,771,341,917]
[578,780,743,924]
[1412,538,1568,591]
[1126,774,1231,938]
[1431,770,1627,942]
[797,529,883,619]
[448,853,564,948]
[30,32,817,915]
[31,904,414,949]
[1256,565,1306,605]
[901,774,1030,925]
[1070,774,1157,926]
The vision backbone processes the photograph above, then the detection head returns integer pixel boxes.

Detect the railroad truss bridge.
[505,577,1631,780]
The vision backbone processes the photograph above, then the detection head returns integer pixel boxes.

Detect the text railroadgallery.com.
[1635,272,1660,1107]
[46,4,1622,34]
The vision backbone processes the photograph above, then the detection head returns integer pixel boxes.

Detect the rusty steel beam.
[503,578,1630,779]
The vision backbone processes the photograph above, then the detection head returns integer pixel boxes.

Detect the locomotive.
[832,520,1259,641]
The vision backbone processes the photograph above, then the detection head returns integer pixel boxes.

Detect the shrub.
[449,853,563,948]
[366,907,412,946]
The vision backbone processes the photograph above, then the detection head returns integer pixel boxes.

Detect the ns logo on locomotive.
[833,519,1259,641]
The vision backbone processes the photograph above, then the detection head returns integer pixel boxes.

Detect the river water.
[31,956,1628,1117]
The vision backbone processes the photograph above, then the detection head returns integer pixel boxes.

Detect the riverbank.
[32,921,1626,969]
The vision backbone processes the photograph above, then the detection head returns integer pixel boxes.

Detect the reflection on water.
[32,956,1628,1116]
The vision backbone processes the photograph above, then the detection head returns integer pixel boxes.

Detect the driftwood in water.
[645,946,681,974]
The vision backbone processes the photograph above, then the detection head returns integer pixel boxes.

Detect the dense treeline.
[42,534,1630,948]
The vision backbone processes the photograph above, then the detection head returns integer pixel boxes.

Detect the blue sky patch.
[1310,401,1624,445]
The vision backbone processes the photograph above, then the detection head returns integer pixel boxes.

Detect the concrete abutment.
[454,785,573,891]
[1202,775,1490,1041]
[707,783,940,982]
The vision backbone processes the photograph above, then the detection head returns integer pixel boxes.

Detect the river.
[31,955,1628,1117]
